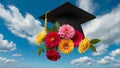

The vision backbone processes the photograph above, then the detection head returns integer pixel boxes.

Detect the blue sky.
[0,0,120,68]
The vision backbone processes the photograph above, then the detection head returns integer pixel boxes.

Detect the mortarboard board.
[39,2,96,37]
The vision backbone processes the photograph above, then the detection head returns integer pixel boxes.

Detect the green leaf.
[46,47,50,50]
[53,22,60,31]
[47,27,53,32]
[41,49,44,52]
[54,46,58,51]
[42,45,46,49]
[36,45,46,56]
[90,39,100,44]
[90,44,97,52]
[36,48,42,56]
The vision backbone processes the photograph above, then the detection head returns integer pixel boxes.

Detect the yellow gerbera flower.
[78,38,90,53]
[36,29,46,45]
[58,39,74,54]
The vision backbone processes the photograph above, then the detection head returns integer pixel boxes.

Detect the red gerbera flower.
[45,32,60,48]
[72,30,83,47]
[46,50,61,61]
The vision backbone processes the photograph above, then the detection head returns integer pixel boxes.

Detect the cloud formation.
[110,49,120,57]
[12,54,22,57]
[92,44,108,56]
[0,3,43,44]
[76,0,95,13]
[71,56,94,66]
[0,56,16,64]
[113,64,120,67]
[97,55,120,67]
[82,4,120,56]
[0,33,16,52]
[71,55,120,67]
[97,56,116,64]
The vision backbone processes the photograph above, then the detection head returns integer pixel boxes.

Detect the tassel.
[36,13,48,45]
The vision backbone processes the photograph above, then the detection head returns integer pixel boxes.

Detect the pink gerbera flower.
[72,30,83,47]
[58,24,75,39]
[45,32,60,48]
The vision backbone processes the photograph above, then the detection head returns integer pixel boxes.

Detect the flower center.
[50,37,54,41]
[64,28,69,33]
[63,43,69,49]
[66,29,68,31]
[83,43,89,50]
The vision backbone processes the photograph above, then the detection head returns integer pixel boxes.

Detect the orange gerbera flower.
[58,39,74,54]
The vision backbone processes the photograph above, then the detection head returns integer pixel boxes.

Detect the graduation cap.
[39,2,96,37]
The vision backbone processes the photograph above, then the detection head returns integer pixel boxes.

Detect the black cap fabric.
[39,2,96,37]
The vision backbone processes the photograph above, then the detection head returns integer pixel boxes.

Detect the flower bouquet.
[36,13,100,61]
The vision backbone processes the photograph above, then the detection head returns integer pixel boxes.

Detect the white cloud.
[76,0,95,13]
[0,33,16,52]
[71,56,94,66]
[92,44,108,56]
[0,56,16,64]
[113,64,120,67]
[71,56,120,67]
[87,62,92,66]
[97,56,116,64]
[97,56,120,67]
[83,4,120,44]
[82,4,120,56]
[0,3,43,44]
[12,54,22,57]
[110,49,120,57]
